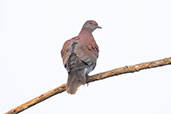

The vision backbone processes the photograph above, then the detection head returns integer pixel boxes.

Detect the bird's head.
[82,20,102,32]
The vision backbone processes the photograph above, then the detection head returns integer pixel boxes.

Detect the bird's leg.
[86,74,89,86]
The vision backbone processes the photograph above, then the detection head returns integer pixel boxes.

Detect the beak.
[96,25,102,29]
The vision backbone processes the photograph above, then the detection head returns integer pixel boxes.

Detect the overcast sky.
[0,0,171,114]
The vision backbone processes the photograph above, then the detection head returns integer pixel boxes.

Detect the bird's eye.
[90,22,93,25]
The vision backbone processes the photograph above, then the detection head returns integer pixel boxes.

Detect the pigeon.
[61,20,101,94]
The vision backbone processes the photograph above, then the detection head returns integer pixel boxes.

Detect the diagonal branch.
[5,57,171,114]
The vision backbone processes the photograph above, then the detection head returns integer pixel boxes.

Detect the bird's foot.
[86,75,89,86]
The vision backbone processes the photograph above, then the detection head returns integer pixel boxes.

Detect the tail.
[66,73,86,94]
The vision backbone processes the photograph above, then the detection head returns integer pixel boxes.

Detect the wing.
[61,36,99,73]
[75,37,99,69]
[61,37,80,66]
[61,39,73,66]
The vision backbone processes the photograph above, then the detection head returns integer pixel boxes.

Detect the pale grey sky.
[0,0,171,114]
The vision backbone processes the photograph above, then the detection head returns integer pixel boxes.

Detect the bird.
[61,20,101,94]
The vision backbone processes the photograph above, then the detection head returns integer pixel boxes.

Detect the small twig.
[5,57,171,114]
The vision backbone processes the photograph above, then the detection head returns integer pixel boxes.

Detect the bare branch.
[5,57,171,114]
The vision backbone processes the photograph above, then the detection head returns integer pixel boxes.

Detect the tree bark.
[5,57,171,114]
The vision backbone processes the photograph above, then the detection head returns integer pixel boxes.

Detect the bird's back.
[61,20,101,94]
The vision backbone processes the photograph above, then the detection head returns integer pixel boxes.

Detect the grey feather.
[65,42,88,94]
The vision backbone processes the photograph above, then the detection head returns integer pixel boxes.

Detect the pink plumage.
[61,20,101,94]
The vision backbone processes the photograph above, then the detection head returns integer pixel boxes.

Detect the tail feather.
[66,73,86,94]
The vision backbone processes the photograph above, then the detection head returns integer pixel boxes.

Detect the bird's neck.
[79,28,93,37]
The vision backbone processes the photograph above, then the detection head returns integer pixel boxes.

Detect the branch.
[5,57,171,114]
